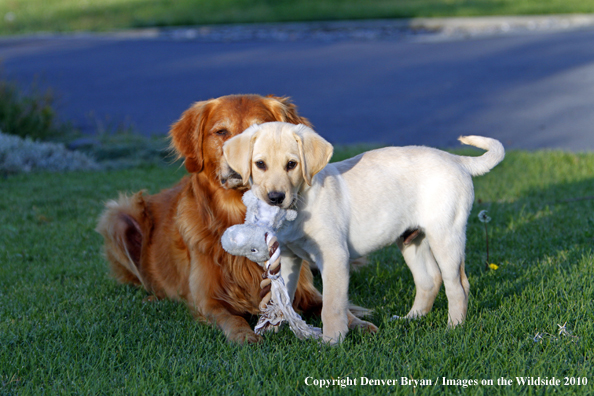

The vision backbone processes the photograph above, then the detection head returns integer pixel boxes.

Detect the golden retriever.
[96,95,371,343]
[223,122,505,343]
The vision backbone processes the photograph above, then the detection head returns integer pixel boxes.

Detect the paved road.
[2,26,594,150]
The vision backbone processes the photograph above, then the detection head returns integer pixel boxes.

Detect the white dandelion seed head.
[478,210,491,223]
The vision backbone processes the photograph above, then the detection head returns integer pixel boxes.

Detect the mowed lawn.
[2,0,594,35]
[0,147,593,394]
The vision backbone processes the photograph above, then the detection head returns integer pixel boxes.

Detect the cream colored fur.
[223,122,505,344]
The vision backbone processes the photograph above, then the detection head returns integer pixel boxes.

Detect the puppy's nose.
[267,191,285,206]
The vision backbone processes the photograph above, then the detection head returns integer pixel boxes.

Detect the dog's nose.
[267,191,285,206]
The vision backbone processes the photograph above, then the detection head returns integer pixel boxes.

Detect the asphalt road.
[2,27,594,151]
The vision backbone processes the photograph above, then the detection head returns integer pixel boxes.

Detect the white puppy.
[223,122,505,344]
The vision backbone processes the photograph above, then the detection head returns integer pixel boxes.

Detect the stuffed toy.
[221,190,321,340]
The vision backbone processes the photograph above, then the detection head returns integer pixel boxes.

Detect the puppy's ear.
[223,125,259,186]
[265,95,312,127]
[169,100,213,173]
[293,125,333,186]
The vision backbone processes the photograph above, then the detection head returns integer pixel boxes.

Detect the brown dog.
[96,94,370,343]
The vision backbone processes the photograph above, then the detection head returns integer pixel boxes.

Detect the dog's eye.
[255,161,267,171]
[215,129,229,136]
[250,248,258,253]
[286,161,297,171]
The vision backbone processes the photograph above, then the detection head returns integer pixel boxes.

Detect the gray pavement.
[1,16,594,151]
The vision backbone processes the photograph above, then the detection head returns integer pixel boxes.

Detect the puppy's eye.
[250,248,258,253]
[215,129,229,136]
[255,161,267,171]
[286,161,297,171]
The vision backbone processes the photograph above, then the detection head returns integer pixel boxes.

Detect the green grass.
[1,149,593,395]
[2,0,594,36]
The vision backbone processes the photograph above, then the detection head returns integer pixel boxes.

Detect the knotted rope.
[254,233,322,339]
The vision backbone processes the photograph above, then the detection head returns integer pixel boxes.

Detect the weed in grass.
[478,209,494,271]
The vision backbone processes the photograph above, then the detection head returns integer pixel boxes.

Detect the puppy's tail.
[456,135,505,176]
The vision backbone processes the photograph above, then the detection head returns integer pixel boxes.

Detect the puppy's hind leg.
[398,234,443,320]
[425,230,469,327]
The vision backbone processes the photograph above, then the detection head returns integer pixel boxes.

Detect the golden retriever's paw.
[228,328,262,344]
[142,295,160,303]
[347,310,378,333]
[349,318,379,334]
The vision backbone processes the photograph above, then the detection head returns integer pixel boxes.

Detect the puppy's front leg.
[318,248,350,344]
[279,249,303,302]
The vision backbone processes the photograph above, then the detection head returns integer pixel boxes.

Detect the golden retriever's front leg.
[197,298,261,344]
[319,248,350,344]
[188,255,261,344]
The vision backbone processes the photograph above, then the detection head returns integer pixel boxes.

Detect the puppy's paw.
[402,310,428,320]
[322,334,342,345]
[228,328,262,344]
[322,325,349,345]
[447,317,465,328]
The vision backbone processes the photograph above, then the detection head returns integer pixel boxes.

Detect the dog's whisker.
[291,194,306,209]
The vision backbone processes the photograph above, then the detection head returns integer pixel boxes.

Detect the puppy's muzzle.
[267,191,285,206]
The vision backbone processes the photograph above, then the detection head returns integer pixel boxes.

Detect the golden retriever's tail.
[457,135,505,176]
[95,192,148,288]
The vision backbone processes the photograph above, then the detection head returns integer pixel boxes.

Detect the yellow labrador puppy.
[223,122,505,344]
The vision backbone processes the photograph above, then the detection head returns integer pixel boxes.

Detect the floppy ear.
[265,95,312,127]
[293,125,333,186]
[223,125,259,186]
[169,100,213,173]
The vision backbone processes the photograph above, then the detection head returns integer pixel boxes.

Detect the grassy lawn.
[1,147,593,394]
[2,0,594,35]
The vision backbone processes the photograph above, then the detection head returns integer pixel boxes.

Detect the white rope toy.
[221,191,321,340]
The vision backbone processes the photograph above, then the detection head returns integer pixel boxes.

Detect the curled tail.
[456,135,505,176]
